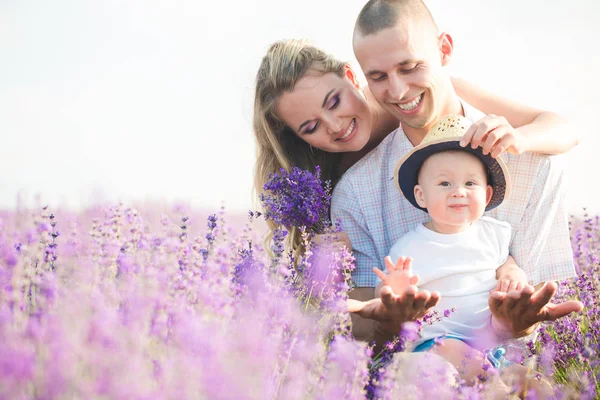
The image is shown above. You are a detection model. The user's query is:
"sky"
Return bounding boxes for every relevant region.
[1,0,599,215]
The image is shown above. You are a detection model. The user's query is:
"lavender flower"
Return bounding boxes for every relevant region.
[44,212,59,270]
[270,226,288,271]
[203,214,218,259]
[0,203,597,399]
[232,241,265,296]
[260,166,332,233]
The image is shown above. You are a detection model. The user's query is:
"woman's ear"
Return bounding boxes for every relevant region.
[414,185,427,208]
[344,64,361,89]
[438,32,454,66]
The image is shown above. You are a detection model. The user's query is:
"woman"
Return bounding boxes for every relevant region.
[253,39,577,253]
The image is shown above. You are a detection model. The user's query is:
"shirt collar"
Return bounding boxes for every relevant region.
[387,126,414,180]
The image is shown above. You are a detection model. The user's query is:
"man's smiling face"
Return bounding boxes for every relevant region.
[353,19,453,134]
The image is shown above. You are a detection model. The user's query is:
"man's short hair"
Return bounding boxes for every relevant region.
[355,0,438,37]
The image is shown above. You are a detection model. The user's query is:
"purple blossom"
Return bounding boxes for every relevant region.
[0,204,596,398]
[199,214,219,261]
[1,246,17,268]
[232,241,265,295]
[259,166,332,232]
[269,226,287,270]
[400,321,420,342]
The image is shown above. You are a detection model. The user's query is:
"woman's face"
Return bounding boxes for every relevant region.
[276,69,373,153]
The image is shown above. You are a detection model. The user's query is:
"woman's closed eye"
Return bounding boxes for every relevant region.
[304,121,320,134]
[303,94,341,134]
[326,94,340,110]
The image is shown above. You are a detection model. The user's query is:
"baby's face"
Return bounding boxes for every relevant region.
[414,151,493,233]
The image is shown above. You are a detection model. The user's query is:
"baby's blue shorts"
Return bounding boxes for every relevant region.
[413,335,512,369]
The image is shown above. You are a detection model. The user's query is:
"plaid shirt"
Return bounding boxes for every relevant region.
[331,101,576,287]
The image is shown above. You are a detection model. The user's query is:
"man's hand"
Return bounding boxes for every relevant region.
[349,285,440,335]
[489,281,584,339]
[460,114,529,158]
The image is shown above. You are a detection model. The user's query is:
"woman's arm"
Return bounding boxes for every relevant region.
[452,77,579,155]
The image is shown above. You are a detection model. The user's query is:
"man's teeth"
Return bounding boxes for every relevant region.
[339,119,355,140]
[398,94,422,111]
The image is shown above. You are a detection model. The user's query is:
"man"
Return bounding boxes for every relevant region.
[335,0,583,348]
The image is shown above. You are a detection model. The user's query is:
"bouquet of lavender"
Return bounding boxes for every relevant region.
[260,166,351,313]
[260,166,332,233]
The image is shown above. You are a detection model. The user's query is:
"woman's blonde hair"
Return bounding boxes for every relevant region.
[253,39,346,257]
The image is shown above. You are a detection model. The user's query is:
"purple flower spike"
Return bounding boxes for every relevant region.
[260,166,331,233]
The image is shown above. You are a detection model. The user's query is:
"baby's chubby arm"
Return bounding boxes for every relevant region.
[494,255,528,293]
[373,256,419,298]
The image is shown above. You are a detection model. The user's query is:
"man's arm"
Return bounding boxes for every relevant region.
[331,177,385,342]
[331,178,381,288]
[509,155,576,284]
[452,77,579,155]
[332,179,439,349]
[489,156,582,338]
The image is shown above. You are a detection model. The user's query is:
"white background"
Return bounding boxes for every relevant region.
[2,0,599,214]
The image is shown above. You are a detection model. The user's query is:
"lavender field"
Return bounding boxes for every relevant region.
[0,202,598,399]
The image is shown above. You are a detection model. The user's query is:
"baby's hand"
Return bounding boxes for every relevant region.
[373,256,419,293]
[494,268,529,293]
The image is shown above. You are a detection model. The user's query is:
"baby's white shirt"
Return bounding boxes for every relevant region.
[388,216,511,349]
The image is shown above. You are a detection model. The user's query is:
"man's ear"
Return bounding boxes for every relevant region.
[485,185,494,206]
[414,185,427,208]
[344,64,361,89]
[438,32,454,66]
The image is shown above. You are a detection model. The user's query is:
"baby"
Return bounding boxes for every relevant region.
[375,115,551,397]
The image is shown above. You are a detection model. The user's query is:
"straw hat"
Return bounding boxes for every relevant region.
[394,114,511,212]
